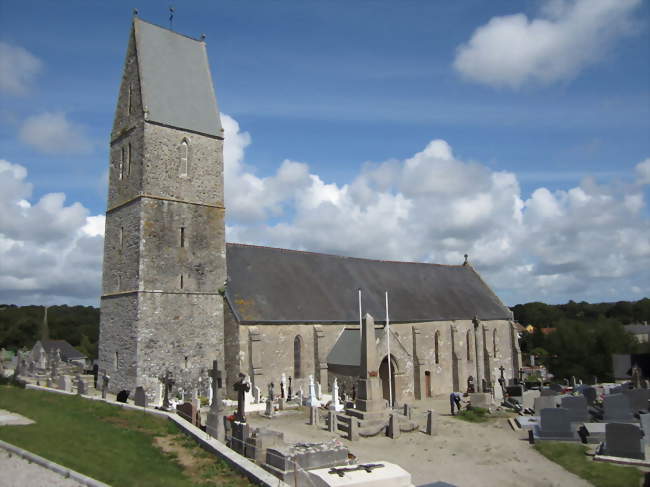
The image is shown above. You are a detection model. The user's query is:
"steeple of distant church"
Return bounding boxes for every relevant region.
[98,18,226,399]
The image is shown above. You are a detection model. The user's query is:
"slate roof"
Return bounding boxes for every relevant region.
[225,243,512,323]
[327,329,361,366]
[134,18,222,136]
[40,340,86,361]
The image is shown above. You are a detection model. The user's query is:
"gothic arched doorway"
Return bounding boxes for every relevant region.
[379,355,397,406]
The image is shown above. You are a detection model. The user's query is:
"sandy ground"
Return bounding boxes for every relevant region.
[0,450,84,487]
[246,396,593,487]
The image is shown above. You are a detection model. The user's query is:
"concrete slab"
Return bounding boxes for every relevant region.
[0,409,34,426]
[307,461,414,487]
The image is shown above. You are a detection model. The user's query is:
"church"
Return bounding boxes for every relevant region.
[98,18,521,404]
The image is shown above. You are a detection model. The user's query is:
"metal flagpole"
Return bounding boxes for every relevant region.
[358,288,362,336]
[386,291,393,409]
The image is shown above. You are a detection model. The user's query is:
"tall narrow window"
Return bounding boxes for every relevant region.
[180,274,184,289]
[466,330,472,361]
[294,335,302,378]
[119,147,125,180]
[119,226,124,250]
[179,139,189,176]
[126,143,132,176]
[493,329,497,358]
[128,83,133,114]
[184,356,189,369]
[117,273,121,290]
[180,227,185,248]
[434,331,440,364]
[114,351,119,370]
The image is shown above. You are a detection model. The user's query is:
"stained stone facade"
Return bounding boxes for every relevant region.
[99,18,521,403]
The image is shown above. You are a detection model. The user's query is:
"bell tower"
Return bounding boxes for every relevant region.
[98,18,226,399]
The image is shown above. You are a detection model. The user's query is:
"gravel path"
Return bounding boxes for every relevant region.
[0,450,84,487]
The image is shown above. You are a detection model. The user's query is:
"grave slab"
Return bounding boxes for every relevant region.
[307,461,414,487]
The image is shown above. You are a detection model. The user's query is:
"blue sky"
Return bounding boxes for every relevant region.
[0,0,648,307]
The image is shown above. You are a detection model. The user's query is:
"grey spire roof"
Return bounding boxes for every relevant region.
[225,243,512,323]
[134,18,222,136]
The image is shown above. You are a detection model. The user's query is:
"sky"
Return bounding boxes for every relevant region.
[0,0,648,307]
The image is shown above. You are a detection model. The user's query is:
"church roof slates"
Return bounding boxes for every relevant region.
[225,243,512,323]
[134,18,222,136]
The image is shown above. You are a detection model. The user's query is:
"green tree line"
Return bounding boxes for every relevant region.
[0,304,99,359]
[514,298,650,382]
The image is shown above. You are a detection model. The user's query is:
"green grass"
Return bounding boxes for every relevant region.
[0,385,252,487]
[535,442,643,487]
[455,407,490,423]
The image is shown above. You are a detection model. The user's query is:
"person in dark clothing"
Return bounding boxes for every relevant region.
[450,391,462,415]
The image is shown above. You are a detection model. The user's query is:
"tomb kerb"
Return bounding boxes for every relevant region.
[347,313,389,424]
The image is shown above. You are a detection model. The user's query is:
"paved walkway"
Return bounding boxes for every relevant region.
[0,409,34,426]
[0,450,84,487]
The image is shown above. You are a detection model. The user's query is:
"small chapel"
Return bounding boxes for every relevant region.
[98,17,521,404]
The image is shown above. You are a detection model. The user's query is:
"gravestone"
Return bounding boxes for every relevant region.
[425,409,438,436]
[348,417,359,441]
[387,412,400,439]
[57,375,72,392]
[76,374,86,395]
[603,394,634,422]
[234,373,251,422]
[253,386,261,404]
[278,397,285,410]
[582,386,597,406]
[177,402,199,426]
[101,373,110,400]
[535,408,574,440]
[469,393,492,409]
[244,427,284,465]
[116,390,130,403]
[505,385,524,400]
[206,360,225,442]
[307,375,320,407]
[134,386,147,407]
[541,389,558,397]
[549,383,564,393]
[604,423,645,459]
[330,378,343,412]
[309,406,320,426]
[641,413,650,435]
[264,440,350,484]
[534,395,558,415]
[623,389,650,412]
[265,398,275,417]
[160,371,174,410]
[561,396,589,423]
[328,410,338,433]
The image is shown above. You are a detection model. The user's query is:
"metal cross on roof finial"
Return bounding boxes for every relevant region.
[169,6,175,30]
[133,8,138,17]
[463,254,468,265]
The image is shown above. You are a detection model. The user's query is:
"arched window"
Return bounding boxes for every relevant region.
[119,147,125,180]
[114,351,119,370]
[179,139,189,176]
[294,335,302,378]
[493,329,497,358]
[434,331,440,364]
[466,330,472,361]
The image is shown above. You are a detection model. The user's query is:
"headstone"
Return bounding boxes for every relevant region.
[604,423,645,459]
[469,393,492,409]
[307,375,320,407]
[316,382,322,400]
[534,395,558,415]
[403,403,412,420]
[278,397,285,410]
[253,385,261,404]
[280,373,286,399]
[265,398,275,417]
[570,376,577,388]
[603,394,634,422]
[631,365,643,389]
[160,371,174,410]
[57,375,72,392]
[206,360,225,442]
[641,413,650,435]
[287,376,293,401]
[506,385,524,399]
[233,373,251,422]
[536,408,574,440]
[348,417,359,441]
[177,402,200,426]
[561,396,589,422]
[134,386,147,407]
[328,410,338,432]
[623,389,650,412]
[76,374,86,395]
[309,406,320,426]
[101,373,110,400]
[330,378,343,412]
[582,386,597,406]
[425,409,437,436]
[244,427,285,465]
[116,390,130,403]
[264,439,350,484]
[387,412,400,439]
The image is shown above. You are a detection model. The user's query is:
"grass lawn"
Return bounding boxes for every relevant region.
[0,385,252,487]
[535,442,644,487]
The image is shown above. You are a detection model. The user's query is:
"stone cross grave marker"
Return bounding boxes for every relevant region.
[307,375,319,407]
[206,360,225,442]
[280,373,286,398]
[287,376,292,401]
[603,394,634,422]
[101,373,110,400]
[560,396,588,423]
[234,373,251,422]
[160,370,174,410]
[604,423,645,459]
[134,386,147,407]
[331,378,343,412]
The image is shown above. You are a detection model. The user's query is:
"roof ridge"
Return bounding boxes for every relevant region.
[225,242,465,268]
[134,17,205,44]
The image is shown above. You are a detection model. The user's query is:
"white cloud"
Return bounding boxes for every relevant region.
[453,0,641,88]
[223,116,650,305]
[19,112,93,155]
[636,158,650,185]
[0,160,103,305]
[0,42,42,95]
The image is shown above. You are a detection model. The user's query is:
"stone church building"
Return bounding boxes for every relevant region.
[99,18,521,404]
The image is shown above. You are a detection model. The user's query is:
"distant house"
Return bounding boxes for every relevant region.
[624,322,650,343]
[540,327,556,336]
[30,340,88,368]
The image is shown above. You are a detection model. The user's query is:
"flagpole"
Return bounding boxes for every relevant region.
[358,288,362,336]
[386,291,393,409]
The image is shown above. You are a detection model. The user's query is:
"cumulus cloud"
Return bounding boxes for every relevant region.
[19,112,93,155]
[0,160,103,305]
[0,42,42,95]
[224,116,650,305]
[453,0,641,88]
[636,158,650,185]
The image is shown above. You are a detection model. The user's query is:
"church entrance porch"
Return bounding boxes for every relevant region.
[379,355,398,407]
